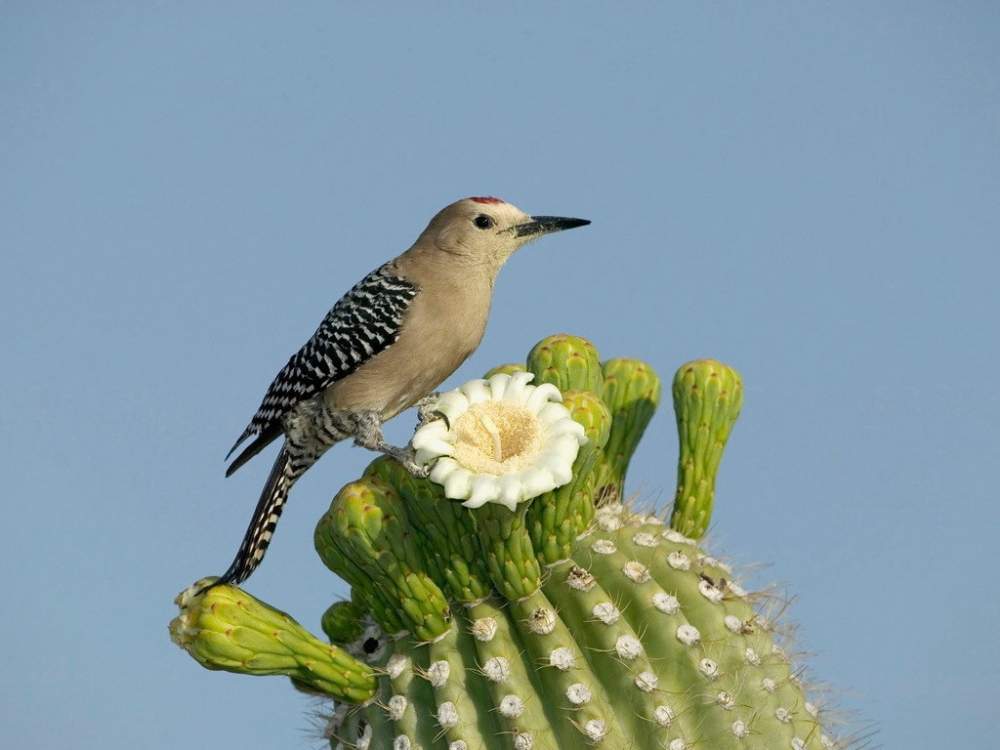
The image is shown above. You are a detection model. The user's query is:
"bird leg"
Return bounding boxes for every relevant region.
[354,411,430,477]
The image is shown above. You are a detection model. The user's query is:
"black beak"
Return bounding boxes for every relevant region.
[514,215,591,238]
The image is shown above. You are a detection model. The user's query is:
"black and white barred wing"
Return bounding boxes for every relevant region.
[225,264,419,474]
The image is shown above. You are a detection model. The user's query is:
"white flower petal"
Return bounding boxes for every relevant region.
[465,475,499,508]
[486,373,512,401]
[429,458,467,495]
[527,383,562,411]
[544,417,586,441]
[512,371,535,387]
[411,422,456,463]
[434,392,471,421]
[429,457,459,482]
[460,379,493,404]
[413,440,455,465]
[535,401,572,424]
[497,474,523,510]
[518,467,558,497]
[443,469,474,501]
[503,371,536,406]
[535,451,574,486]
[546,435,584,461]
[536,402,574,425]
[411,419,450,448]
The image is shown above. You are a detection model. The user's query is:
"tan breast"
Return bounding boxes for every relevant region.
[325,270,493,419]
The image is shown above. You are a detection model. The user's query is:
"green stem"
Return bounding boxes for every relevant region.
[473,502,542,601]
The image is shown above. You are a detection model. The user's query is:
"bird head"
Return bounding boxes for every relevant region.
[417,197,590,272]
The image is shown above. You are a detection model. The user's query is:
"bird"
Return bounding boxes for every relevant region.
[211,196,590,588]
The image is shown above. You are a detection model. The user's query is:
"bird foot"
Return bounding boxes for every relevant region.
[384,444,431,478]
[415,392,447,427]
[401,458,431,479]
[353,411,431,477]
[366,440,430,478]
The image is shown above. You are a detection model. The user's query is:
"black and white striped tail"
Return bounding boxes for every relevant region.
[212,447,297,588]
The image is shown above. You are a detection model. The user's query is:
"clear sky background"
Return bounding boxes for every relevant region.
[2,3,998,748]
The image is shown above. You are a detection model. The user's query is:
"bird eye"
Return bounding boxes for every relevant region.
[473,214,495,230]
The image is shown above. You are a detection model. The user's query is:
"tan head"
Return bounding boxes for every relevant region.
[412,197,590,273]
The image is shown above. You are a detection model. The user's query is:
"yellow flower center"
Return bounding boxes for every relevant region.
[451,401,543,474]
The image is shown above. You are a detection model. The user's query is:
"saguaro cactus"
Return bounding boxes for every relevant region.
[172,334,845,750]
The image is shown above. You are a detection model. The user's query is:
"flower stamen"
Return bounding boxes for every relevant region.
[480,413,503,463]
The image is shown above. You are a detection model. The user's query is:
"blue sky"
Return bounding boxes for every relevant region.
[2,3,998,748]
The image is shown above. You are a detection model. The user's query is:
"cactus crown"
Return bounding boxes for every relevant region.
[171,334,849,750]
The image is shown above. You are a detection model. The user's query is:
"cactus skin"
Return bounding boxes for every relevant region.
[172,336,843,750]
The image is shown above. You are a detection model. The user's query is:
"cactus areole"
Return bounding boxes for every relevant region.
[171,334,846,750]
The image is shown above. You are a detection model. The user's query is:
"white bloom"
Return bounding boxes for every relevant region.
[411,372,586,511]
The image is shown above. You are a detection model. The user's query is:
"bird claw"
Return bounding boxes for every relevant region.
[415,393,447,427]
[402,460,431,479]
[416,408,450,431]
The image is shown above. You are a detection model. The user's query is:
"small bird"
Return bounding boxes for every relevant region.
[213,197,590,587]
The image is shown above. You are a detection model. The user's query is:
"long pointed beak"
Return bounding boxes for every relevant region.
[514,215,591,238]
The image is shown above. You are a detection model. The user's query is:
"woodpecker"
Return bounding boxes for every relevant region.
[212,197,590,588]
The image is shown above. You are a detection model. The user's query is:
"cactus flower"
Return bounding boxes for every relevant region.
[412,371,587,510]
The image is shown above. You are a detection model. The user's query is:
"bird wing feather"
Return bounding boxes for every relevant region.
[225,263,419,471]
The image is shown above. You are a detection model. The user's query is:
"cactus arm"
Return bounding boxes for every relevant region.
[594,358,662,504]
[169,582,377,703]
[367,456,492,604]
[315,476,452,641]
[669,359,743,538]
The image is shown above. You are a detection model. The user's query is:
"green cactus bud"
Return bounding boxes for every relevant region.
[669,359,743,539]
[483,362,526,378]
[526,333,605,397]
[593,357,662,504]
[365,455,492,604]
[315,476,452,641]
[169,580,376,703]
[320,600,367,645]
